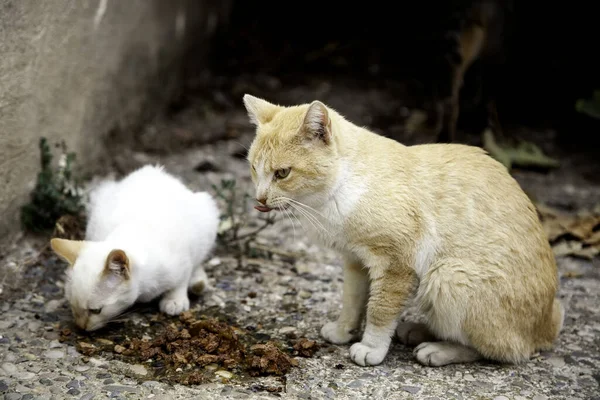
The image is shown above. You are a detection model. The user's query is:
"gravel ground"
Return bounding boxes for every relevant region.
[1,81,600,400]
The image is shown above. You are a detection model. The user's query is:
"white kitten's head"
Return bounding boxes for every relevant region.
[50,238,138,331]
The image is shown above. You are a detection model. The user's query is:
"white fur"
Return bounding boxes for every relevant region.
[65,165,220,331]
[304,160,367,251]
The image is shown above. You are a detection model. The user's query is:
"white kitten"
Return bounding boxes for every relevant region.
[50,165,220,331]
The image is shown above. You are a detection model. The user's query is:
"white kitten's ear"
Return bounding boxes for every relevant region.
[243,94,281,126]
[104,249,131,280]
[301,101,331,144]
[50,238,85,266]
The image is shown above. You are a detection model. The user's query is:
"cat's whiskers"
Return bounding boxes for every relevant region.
[288,202,332,237]
[279,200,297,241]
[107,308,135,324]
[278,197,333,236]
[285,198,327,218]
[271,198,297,231]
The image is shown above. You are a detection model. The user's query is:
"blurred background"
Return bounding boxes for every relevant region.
[1,0,599,245]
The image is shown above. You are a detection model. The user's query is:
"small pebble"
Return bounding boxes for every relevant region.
[401,386,421,394]
[49,340,63,349]
[43,349,65,359]
[546,357,566,368]
[67,388,81,396]
[1,362,18,376]
[215,370,233,380]
[88,358,106,367]
[74,365,90,373]
[44,299,63,313]
[278,327,296,334]
[0,379,8,391]
[533,396,549,400]
[4,393,22,400]
[27,321,41,332]
[208,257,221,266]
[66,380,82,389]
[129,364,147,377]
[463,373,476,382]
[39,378,53,386]
[79,394,95,400]
[494,396,510,400]
[96,373,111,379]
[22,395,34,400]
[113,345,126,354]
[15,372,36,380]
[0,321,16,330]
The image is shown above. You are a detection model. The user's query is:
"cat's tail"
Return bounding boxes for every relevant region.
[552,298,565,335]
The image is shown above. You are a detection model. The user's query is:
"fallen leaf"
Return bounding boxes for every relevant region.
[552,240,599,260]
[483,129,560,170]
[536,203,600,259]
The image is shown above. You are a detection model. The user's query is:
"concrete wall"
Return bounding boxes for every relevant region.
[0,0,231,248]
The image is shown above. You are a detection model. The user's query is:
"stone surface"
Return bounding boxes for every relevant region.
[0,76,599,400]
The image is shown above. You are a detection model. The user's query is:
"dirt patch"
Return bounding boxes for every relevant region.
[59,309,320,385]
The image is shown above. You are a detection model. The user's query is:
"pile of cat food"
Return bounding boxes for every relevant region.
[60,310,320,385]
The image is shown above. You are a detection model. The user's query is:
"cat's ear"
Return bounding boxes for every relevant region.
[104,249,131,280]
[301,101,331,144]
[50,238,86,266]
[243,94,281,126]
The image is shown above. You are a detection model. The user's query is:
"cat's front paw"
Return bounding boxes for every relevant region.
[349,342,388,366]
[321,321,356,344]
[159,295,190,316]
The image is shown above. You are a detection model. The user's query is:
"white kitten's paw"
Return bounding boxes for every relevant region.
[396,322,435,346]
[159,295,190,316]
[189,268,209,296]
[414,341,481,367]
[321,321,356,344]
[349,342,388,366]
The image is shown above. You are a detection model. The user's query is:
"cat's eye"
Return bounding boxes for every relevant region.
[89,308,102,315]
[274,168,291,179]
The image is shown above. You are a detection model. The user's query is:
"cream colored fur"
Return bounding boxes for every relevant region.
[243,94,563,367]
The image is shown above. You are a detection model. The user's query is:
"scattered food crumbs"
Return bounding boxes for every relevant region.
[59,311,318,385]
[293,338,320,357]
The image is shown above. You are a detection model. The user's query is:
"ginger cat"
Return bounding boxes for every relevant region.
[242,94,563,367]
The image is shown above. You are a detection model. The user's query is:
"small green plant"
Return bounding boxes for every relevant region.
[212,178,276,264]
[21,137,85,233]
[575,90,600,120]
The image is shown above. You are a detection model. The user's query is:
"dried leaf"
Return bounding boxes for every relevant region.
[483,129,560,170]
[536,203,600,259]
[552,240,599,260]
